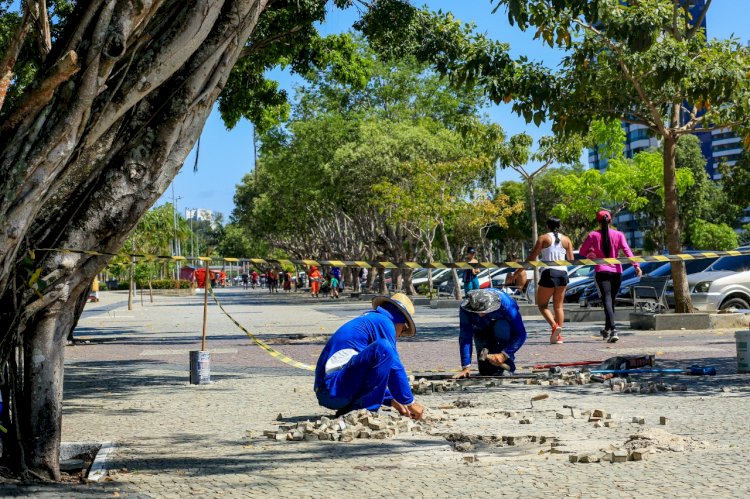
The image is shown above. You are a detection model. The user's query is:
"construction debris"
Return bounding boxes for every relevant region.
[262,409,425,443]
[445,432,555,452]
[569,429,709,464]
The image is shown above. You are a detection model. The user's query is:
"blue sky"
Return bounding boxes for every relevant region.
[160,0,750,221]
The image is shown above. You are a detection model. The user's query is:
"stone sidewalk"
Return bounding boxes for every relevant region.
[2,288,749,497]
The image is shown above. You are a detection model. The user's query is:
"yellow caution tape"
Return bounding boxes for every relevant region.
[207,287,314,371]
[37,247,749,270]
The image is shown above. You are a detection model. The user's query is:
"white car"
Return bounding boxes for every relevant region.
[688,247,750,311]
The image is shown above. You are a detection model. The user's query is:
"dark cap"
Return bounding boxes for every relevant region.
[460,289,501,314]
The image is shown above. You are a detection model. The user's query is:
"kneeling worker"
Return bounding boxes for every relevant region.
[453,289,528,379]
[314,293,424,420]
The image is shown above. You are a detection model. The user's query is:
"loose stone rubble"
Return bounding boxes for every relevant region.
[608,378,688,393]
[261,408,425,443]
[444,432,556,452]
[569,429,709,464]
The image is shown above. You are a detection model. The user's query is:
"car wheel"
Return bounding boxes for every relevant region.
[719,297,750,311]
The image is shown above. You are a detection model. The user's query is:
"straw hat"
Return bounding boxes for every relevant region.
[371,293,417,337]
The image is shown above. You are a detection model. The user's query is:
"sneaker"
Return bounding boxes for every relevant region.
[550,324,563,344]
[607,330,619,343]
[600,328,609,340]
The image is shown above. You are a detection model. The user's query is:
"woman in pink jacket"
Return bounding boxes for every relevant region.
[579,210,641,343]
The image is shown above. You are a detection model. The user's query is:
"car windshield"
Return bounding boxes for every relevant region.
[569,266,595,278]
[707,254,750,272]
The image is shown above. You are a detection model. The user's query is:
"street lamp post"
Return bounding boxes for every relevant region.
[171,185,182,280]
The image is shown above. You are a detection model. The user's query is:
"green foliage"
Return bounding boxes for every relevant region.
[218,2,370,132]
[588,119,626,162]
[485,1,750,141]
[717,153,750,226]
[550,150,694,244]
[232,40,503,261]
[689,220,739,251]
[218,224,258,258]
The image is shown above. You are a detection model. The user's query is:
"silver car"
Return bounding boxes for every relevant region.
[688,248,750,311]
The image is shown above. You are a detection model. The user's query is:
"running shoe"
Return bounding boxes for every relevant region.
[550,324,563,344]
[607,330,619,343]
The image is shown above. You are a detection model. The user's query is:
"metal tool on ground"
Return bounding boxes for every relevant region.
[532,361,603,369]
[530,394,549,409]
[413,373,542,381]
[591,366,716,376]
[597,355,655,371]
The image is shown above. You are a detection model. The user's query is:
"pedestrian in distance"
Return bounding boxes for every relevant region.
[329,271,340,299]
[579,209,641,343]
[503,267,528,296]
[452,289,528,379]
[308,265,322,298]
[528,217,575,344]
[283,271,292,292]
[462,247,480,295]
[314,293,424,420]
[241,271,249,290]
[251,269,259,289]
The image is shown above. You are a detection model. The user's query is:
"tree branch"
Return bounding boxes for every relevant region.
[240,24,305,58]
[573,19,667,136]
[686,0,711,40]
[0,51,80,134]
[0,3,33,112]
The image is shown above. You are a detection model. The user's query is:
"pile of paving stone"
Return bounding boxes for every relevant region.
[608,378,688,393]
[263,409,425,442]
[569,429,707,463]
[410,378,461,394]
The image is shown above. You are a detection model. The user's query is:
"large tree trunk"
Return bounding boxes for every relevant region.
[20,292,80,481]
[663,131,693,313]
[0,0,272,479]
[403,268,416,295]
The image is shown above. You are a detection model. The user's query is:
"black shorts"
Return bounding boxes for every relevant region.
[538,269,569,288]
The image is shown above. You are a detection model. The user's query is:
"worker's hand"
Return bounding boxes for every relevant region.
[407,402,425,421]
[391,399,411,417]
[635,266,642,277]
[452,367,471,379]
[487,352,509,367]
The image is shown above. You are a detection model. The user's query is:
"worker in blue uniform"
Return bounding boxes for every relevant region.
[453,288,528,378]
[314,293,424,420]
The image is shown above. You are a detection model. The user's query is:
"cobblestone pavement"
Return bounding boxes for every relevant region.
[2,288,749,498]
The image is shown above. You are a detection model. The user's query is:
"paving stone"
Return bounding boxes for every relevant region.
[660,416,669,425]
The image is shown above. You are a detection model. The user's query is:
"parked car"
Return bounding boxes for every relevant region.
[688,247,750,311]
[581,256,722,308]
[412,268,451,288]
[567,265,597,285]
[578,262,661,307]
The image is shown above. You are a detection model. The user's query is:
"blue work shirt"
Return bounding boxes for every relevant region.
[314,307,414,404]
[458,289,527,369]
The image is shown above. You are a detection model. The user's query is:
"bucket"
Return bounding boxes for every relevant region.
[189,350,211,384]
[736,330,750,374]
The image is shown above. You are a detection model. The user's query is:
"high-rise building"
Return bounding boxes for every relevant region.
[185,208,214,224]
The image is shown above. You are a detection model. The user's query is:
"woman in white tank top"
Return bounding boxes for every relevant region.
[528,217,574,344]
